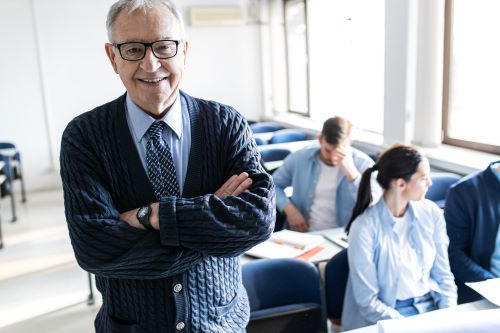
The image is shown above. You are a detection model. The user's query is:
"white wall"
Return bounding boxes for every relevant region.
[0,0,264,191]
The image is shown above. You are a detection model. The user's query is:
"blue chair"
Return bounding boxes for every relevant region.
[254,137,267,146]
[0,142,26,203]
[367,152,379,162]
[269,129,307,144]
[250,122,282,134]
[259,148,292,163]
[425,172,462,208]
[242,258,325,333]
[324,248,348,326]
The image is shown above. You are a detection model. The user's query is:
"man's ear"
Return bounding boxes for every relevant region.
[182,40,189,66]
[105,43,119,74]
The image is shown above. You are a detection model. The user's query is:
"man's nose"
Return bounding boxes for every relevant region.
[140,47,161,72]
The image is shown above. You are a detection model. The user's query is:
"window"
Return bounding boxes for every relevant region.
[284,0,385,133]
[284,0,310,115]
[443,0,500,154]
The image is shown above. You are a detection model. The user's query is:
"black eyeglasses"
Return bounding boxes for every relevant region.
[113,39,181,61]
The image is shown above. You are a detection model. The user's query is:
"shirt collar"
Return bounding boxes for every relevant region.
[126,93,183,143]
[376,197,417,227]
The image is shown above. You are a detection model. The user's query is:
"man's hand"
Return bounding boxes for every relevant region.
[215,172,253,198]
[119,173,252,231]
[336,146,360,182]
[284,203,309,232]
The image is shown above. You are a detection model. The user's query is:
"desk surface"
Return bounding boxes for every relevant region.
[344,299,498,333]
[241,227,345,265]
[258,139,316,153]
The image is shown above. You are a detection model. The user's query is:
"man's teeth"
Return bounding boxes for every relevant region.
[142,78,164,83]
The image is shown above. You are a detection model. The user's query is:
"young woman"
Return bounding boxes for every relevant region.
[341,144,457,330]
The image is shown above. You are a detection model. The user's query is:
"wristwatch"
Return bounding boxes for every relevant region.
[137,205,153,230]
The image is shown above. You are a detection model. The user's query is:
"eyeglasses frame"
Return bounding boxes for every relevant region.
[112,39,182,61]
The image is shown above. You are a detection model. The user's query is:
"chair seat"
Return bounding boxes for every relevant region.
[251,303,321,320]
[248,304,323,333]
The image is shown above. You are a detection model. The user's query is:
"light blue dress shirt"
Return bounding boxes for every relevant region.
[125,93,191,194]
[490,163,500,277]
[342,198,457,330]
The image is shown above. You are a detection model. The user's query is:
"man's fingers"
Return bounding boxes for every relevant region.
[223,172,249,195]
[232,178,253,196]
[215,172,251,198]
[215,174,237,197]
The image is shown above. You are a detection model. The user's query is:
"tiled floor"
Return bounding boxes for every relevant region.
[0,189,101,331]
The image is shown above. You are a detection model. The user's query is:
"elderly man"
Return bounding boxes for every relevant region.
[273,116,375,232]
[59,1,275,332]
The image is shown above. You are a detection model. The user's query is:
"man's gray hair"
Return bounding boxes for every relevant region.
[106,0,185,42]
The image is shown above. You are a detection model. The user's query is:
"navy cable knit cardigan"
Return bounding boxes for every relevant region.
[60,91,275,332]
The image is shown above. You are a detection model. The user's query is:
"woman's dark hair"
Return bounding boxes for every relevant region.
[345,144,423,234]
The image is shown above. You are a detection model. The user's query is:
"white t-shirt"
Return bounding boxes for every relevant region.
[308,157,341,231]
[393,212,430,300]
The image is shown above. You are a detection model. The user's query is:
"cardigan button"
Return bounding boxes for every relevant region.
[173,283,183,293]
[176,322,185,331]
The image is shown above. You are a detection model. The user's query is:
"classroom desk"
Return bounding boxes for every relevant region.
[344,299,498,333]
[257,139,316,153]
[241,227,346,265]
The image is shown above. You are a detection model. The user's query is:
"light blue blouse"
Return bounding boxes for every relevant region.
[342,198,457,330]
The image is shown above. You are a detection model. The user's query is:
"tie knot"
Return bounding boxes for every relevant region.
[147,121,165,141]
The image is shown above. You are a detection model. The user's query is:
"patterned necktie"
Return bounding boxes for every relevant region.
[146,121,180,198]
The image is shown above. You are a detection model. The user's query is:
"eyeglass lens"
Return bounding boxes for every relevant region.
[120,40,178,60]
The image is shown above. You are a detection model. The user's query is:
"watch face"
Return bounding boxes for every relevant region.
[137,206,150,219]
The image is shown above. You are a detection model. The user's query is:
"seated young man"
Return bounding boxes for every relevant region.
[273,116,375,232]
[445,160,500,303]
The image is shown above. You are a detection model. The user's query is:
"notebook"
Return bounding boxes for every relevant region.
[323,233,349,249]
[245,230,325,259]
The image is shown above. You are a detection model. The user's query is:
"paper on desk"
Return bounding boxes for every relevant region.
[465,278,500,306]
[378,308,500,333]
[244,240,303,259]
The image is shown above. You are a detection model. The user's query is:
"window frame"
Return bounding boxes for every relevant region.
[442,0,500,155]
[283,0,311,117]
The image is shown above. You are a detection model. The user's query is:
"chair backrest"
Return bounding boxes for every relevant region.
[0,142,15,150]
[242,258,324,333]
[254,137,267,146]
[259,148,292,163]
[367,152,379,162]
[324,248,349,323]
[425,172,462,208]
[269,129,307,144]
[250,122,283,134]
